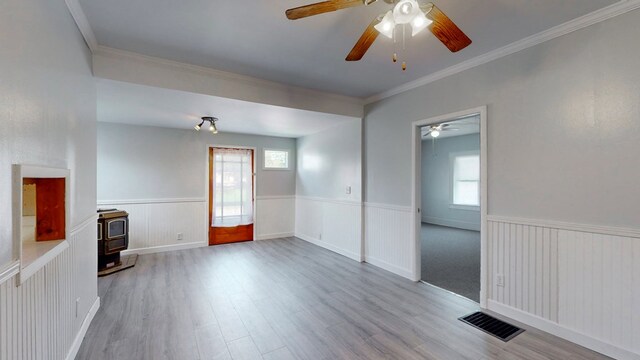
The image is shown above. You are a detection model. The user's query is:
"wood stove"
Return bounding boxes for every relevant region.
[97,209,129,271]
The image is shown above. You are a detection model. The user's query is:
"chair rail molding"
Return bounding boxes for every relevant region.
[487,215,640,239]
[0,261,20,285]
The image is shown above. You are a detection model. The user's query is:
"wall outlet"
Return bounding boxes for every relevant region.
[177,233,183,241]
[75,297,80,318]
[345,186,351,195]
[496,274,505,287]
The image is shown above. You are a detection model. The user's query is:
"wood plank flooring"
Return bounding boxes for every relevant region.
[76,237,610,360]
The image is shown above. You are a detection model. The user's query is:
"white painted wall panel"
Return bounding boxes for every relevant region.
[487,216,640,359]
[0,0,98,357]
[255,196,295,240]
[487,220,559,322]
[98,200,207,252]
[295,197,362,262]
[99,198,295,252]
[363,203,413,279]
[0,219,98,360]
[558,230,640,355]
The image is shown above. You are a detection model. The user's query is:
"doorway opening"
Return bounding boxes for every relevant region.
[208,147,255,245]
[411,107,487,306]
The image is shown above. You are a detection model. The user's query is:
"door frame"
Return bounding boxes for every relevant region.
[410,106,488,308]
[205,144,258,244]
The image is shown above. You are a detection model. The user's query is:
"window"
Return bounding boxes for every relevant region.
[264,149,289,169]
[452,153,480,207]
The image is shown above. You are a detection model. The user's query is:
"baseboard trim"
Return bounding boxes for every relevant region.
[256,232,294,241]
[121,242,207,256]
[364,255,414,280]
[296,233,363,262]
[487,300,639,360]
[422,216,480,232]
[66,296,100,360]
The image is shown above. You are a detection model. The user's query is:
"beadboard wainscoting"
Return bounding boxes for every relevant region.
[98,197,296,252]
[487,216,640,360]
[295,196,363,262]
[363,203,414,280]
[255,196,295,240]
[0,215,100,360]
[98,199,208,255]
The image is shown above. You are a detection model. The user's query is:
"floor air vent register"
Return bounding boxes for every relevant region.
[459,312,524,342]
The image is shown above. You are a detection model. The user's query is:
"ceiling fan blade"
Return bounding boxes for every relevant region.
[443,128,460,131]
[346,18,380,61]
[424,3,472,53]
[286,0,364,20]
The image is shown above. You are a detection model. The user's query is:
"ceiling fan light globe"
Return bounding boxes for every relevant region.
[400,2,412,15]
[392,0,420,24]
[411,12,431,36]
[431,130,440,138]
[194,124,201,131]
[374,11,395,39]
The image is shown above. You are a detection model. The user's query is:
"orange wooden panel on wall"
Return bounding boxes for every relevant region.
[27,178,66,241]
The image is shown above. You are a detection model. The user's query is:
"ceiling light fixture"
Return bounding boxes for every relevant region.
[386,0,433,36]
[286,1,472,65]
[195,116,219,135]
[372,0,434,70]
[374,11,395,39]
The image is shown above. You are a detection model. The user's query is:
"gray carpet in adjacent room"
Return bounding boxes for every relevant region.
[421,223,480,302]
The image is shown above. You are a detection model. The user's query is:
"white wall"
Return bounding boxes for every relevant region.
[0,0,98,359]
[296,120,362,201]
[295,120,363,261]
[363,8,640,360]
[97,122,296,199]
[422,134,481,231]
[97,122,297,250]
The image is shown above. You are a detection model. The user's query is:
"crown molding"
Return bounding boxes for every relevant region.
[64,0,640,107]
[65,0,98,52]
[94,46,365,107]
[365,0,640,104]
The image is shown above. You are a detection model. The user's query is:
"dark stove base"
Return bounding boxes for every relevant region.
[98,254,138,277]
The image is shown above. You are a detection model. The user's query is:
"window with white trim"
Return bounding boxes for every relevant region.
[452,153,480,207]
[263,149,289,169]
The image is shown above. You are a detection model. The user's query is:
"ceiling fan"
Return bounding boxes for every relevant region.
[285,0,471,65]
[421,123,459,138]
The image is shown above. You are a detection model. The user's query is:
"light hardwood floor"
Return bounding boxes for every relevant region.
[76,237,610,360]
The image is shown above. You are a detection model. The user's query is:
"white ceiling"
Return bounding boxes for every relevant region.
[79,0,616,98]
[97,79,359,138]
